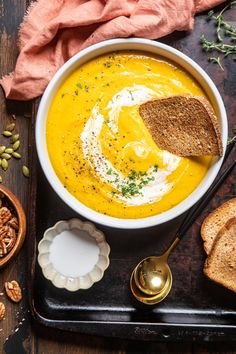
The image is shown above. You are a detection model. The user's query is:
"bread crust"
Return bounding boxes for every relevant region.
[194,96,223,156]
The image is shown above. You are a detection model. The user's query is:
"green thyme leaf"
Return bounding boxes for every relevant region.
[76,82,83,89]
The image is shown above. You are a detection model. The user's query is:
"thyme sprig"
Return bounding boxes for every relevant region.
[227,124,236,145]
[208,56,224,70]
[200,1,236,69]
[227,135,236,145]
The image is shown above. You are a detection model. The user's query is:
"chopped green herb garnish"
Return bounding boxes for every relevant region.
[128,170,138,180]
[138,180,149,188]
[109,166,158,198]
[85,85,90,92]
[104,61,112,68]
[121,183,140,197]
[139,171,147,177]
[76,82,83,89]
[114,167,157,198]
[154,164,158,172]
[128,90,134,101]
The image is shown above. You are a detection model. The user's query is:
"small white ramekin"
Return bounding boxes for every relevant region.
[38,219,110,291]
[36,38,228,229]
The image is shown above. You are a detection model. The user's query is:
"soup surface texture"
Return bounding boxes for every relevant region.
[46,51,212,218]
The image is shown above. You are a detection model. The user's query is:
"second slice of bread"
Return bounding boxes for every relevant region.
[201,198,236,255]
[139,95,222,156]
[204,217,236,293]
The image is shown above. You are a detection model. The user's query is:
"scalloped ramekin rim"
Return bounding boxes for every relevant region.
[38,218,110,291]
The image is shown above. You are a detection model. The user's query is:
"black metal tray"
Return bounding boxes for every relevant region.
[28,152,236,341]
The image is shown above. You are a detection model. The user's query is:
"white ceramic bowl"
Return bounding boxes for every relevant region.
[36,38,228,229]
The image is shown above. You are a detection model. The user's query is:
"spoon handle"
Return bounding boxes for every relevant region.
[163,236,180,259]
[177,143,236,239]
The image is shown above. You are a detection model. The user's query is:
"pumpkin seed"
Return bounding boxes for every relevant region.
[2,159,8,171]
[22,165,29,177]
[0,176,2,183]
[5,123,15,132]
[0,146,6,155]
[3,131,12,137]
[12,152,21,159]
[12,140,20,151]
[10,134,19,143]
[1,153,11,160]
[4,148,13,154]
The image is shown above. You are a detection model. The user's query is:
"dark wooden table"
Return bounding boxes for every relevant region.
[0,0,236,353]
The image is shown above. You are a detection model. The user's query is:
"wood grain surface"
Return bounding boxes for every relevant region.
[0,0,236,353]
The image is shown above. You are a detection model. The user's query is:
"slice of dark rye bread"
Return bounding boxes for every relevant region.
[201,198,236,255]
[139,95,223,157]
[204,217,236,293]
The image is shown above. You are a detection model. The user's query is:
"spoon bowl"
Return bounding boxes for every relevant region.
[130,269,172,305]
[134,255,171,295]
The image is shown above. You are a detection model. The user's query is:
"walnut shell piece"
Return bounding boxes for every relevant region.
[5,280,22,303]
[8,217,19,230]
[0,302,5,320]
[0,226,16,257]
[0,207,12,227]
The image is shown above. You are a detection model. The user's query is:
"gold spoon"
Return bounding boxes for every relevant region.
[130,150,236,305]
[133,237,179,296]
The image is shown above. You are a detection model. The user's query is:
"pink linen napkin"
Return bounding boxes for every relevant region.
[0,0,224,101]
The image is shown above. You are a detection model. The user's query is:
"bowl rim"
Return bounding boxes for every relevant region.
[0,185,26,267]
[36,38,228,229]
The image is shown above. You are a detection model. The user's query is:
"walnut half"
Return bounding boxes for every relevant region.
[5,280,22,303]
